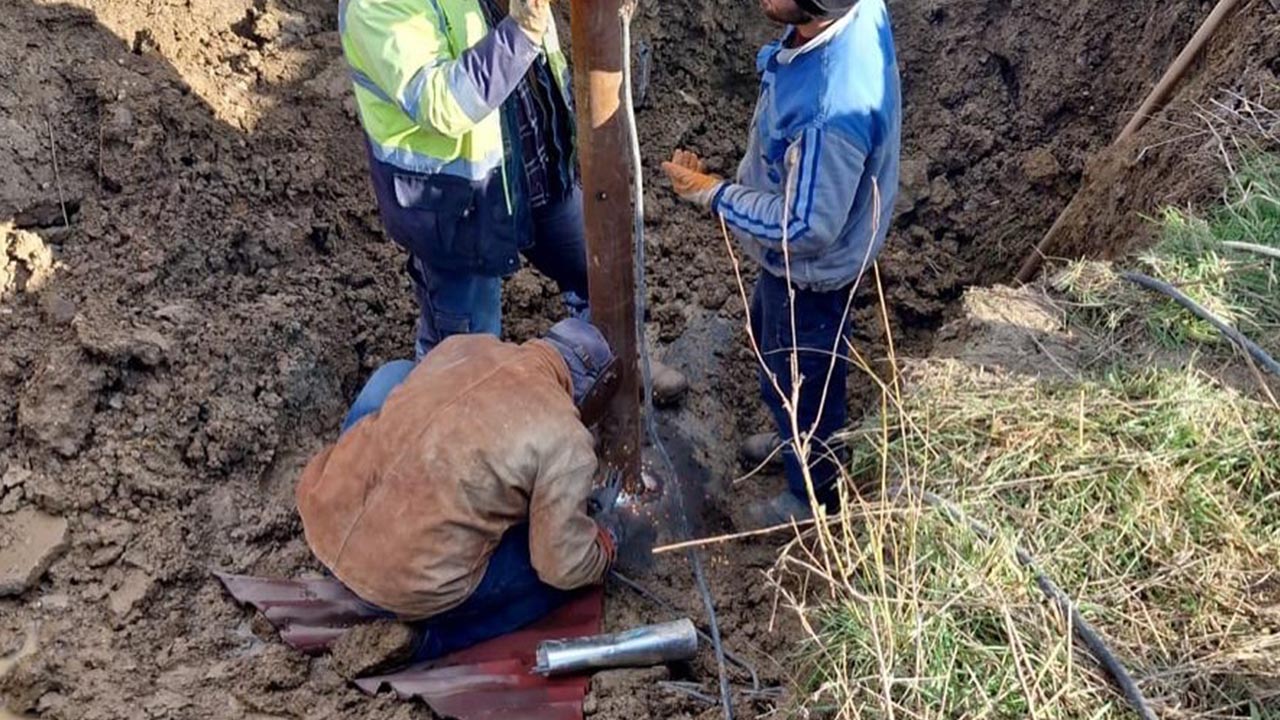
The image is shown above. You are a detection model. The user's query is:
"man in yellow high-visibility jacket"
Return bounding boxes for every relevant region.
[340,0,687,400]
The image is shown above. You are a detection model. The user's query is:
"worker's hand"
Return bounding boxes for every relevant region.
[662,150,723,208]
[509,0,553,42]
[587,486,614,517]
[595,513,626,566]
[669,148,706,173]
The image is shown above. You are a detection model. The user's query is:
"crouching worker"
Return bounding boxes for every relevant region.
[295,318,625,662]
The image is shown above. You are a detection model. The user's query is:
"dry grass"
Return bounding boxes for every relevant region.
[781,363,1280,719]
[745,104,1280,720]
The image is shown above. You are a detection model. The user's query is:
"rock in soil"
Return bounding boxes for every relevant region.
[589,666,671,695]
[107,568,154,620]
[329,620,418,679]
[16,347,108,458]
[0,509,69,596]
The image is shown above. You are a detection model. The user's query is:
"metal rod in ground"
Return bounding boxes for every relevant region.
[1222,240,1280,261]
[618,5,734,718]
[45,116,70,228]
[1120,270,1280,375]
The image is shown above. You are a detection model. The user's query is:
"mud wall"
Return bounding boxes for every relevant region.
[3,0,1275,717]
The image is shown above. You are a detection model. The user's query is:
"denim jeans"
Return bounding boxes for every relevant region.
[339,361,575,661]
[750,271,853,507]
[410,187,590,358]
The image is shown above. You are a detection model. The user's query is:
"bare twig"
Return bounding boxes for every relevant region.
[45,116,70,228]
[1221,240,1280,261]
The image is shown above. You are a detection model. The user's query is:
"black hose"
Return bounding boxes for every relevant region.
[917,489,1159,720]
[618,5,735,719]
[1121,270,1280,375]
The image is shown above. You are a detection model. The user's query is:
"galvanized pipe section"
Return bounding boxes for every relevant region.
[534,619,699,676]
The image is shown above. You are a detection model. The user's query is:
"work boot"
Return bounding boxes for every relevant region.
[745,491,813,529]
[740,431,784,470]
[649,358,688,407]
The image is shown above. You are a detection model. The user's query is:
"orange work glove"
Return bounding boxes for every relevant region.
[661,149,724,208]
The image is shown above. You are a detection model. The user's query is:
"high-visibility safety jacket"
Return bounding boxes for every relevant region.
[340,0,575,276]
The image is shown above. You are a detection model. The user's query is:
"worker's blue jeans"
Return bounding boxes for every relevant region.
[750,272,853,508]
[410,188,590,358]
[340,361,575,661]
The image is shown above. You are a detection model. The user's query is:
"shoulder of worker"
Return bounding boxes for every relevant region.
[759,2,898,152]
[425,334,568,386]
[771,4,897,112]
[422,335,586,426]
[342,0,450,38]
[344,0,437,18]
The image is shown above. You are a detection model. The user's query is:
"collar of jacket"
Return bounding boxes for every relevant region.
[777,2,859,65]
[527,339,575,398]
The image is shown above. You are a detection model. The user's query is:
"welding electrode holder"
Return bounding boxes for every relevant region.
[533,619,699,676]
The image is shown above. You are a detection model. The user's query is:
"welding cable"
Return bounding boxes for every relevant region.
[610,570,763,693]
[1120,271,1280,375]
[618,4,735,719]
[913,489,1159,720]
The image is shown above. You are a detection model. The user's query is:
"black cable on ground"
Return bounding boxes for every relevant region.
[915,489,1159,720]
[1121,270,1280,375]
[610,570,763,693]
[618,5,735,719]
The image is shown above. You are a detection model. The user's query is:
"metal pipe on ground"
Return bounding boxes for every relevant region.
[1015,0,1246,284]
[534,619,699,676]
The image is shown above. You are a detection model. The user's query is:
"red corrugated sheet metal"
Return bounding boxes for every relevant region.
[217,573,603,720]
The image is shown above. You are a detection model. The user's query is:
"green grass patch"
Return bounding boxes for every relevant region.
[775,137,1280,720]
[1057,155,1280,353]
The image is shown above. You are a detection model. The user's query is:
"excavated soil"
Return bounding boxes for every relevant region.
[2,0,1277,717]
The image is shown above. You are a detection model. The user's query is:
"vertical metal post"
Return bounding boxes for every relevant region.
[568,0,642,479]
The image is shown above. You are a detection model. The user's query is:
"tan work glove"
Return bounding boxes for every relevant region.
[509,0,553,42]
[661,149,724,208]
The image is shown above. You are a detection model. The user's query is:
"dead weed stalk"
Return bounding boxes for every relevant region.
[716,130,1280,717]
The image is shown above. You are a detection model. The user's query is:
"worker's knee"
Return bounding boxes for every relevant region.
[341,360,416,433]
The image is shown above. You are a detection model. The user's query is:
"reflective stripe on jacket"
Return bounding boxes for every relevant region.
[340,0,575,275]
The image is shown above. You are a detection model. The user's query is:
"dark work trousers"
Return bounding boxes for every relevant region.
[410,187,590,358]
[749,271,854,508]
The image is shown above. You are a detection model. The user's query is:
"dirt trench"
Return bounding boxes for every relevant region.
[1,0,1277,718]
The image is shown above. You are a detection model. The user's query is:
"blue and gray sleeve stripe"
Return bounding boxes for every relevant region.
[441,17,541,122]
[713,127,867,255]
[353,16,540,127]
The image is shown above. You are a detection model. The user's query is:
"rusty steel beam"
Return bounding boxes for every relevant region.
[568,0,642,481]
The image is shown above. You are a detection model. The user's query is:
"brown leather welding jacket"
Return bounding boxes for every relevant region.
[295,335,609,620]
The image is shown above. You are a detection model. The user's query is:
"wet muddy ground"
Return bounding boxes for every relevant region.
[2,0,1277,717]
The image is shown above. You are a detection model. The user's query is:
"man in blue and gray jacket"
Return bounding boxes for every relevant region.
[663,0,900,524]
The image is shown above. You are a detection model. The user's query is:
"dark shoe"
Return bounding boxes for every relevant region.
[739,431,784,470]
[746,492,814,529]
[650,358,689,407]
